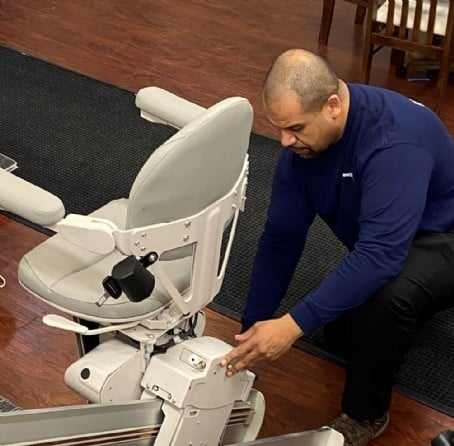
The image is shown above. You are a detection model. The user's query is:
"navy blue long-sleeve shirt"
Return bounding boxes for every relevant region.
[242,84,454,334]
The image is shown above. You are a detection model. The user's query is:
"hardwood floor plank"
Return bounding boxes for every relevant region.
[0,317,84,408]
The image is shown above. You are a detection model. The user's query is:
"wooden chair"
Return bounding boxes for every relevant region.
[361,0,454,114]
[319,0,369,45]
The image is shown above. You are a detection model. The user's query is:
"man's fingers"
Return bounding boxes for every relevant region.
[225,358,248,376]
[222,346,256,375]
[223,356,244,376]
[221,326,261,374]
[234,327,254,342]
[221,346,242,367]
[225,348,261,376]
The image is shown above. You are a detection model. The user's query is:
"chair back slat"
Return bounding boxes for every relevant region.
[386,0,396,34]
[412,0,424,41]
[425,0,438,42]
[398,0,410,37]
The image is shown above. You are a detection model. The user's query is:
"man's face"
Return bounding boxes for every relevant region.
[264,90,340,158]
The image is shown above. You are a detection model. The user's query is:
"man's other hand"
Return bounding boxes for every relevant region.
[220,314,303,376]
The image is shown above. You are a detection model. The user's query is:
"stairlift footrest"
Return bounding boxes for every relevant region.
[65,338,143,403]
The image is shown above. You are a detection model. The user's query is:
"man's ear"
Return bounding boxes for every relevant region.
[326,94,342,119]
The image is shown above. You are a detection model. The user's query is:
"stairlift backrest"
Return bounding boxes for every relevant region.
[126,96,253,235]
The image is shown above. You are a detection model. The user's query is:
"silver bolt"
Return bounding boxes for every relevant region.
[141,232,147,238]
[134,241,140,246]
[195,360,206,370]
[183,235,190,242]
[184,221,191,228]
[140,247,146,252]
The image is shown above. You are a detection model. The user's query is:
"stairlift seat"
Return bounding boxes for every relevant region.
[0,87,346,446]
[18,93,253,323]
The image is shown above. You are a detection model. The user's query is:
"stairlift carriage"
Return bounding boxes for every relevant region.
[0,87,344,446]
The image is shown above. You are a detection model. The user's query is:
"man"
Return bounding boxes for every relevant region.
[221,49,454,446]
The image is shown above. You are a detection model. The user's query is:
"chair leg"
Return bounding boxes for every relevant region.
[361,43,374,83]
[319,0,336,45]
[354,5,367,25]
[433,60,450,116]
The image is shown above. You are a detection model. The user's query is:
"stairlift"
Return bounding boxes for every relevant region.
[0,87,344,446]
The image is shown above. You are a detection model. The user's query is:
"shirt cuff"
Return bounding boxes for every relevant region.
[289,299,323,334]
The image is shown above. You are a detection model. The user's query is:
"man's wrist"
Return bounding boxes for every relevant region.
[281,313,304,340]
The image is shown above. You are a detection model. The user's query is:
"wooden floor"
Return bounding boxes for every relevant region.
[0,1,453,444]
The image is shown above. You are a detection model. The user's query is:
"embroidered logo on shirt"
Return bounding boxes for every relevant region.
[342,172,354,180]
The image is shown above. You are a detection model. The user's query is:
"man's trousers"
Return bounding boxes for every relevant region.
[324,232,454,421]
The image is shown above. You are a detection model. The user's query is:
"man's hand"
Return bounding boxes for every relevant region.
[220,314,303,376]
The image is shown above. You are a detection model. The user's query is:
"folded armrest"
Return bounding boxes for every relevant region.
[0,169,65,226]
[58,214,117,254]
[135,87,206,129]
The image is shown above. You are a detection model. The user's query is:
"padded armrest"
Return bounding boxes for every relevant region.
[0,169,65,226]
[135,87,206,129]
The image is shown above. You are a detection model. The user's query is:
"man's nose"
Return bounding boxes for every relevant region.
[280,130,296,147]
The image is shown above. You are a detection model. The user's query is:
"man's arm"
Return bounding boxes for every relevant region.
[241,152,315,331]
[221,153,313,376]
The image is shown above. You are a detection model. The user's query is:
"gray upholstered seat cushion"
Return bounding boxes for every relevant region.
[19,199,192,323]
